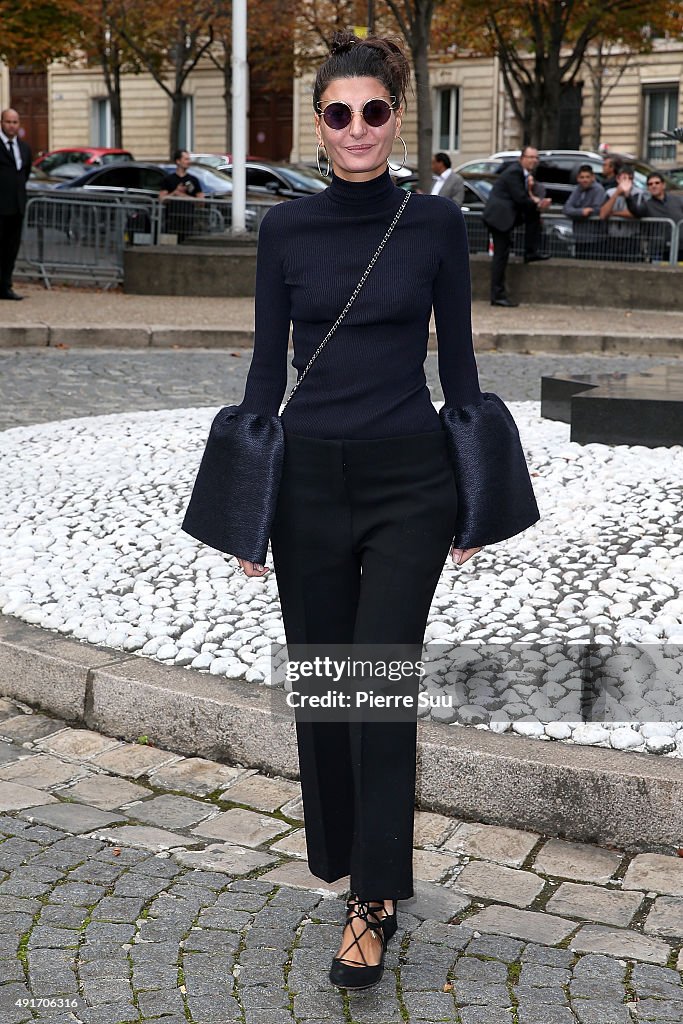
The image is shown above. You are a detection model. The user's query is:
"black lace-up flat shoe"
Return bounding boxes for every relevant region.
[329,898,391,990]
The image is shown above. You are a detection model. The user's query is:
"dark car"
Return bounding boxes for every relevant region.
[210,160,329,199]
[398,173,493,207]
[27,166,63,191]
[398,173,573,256]
[46,161,265,238]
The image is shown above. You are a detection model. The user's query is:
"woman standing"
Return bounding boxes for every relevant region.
[183,32,539,990]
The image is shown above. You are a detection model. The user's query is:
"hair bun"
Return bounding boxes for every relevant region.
[329,30,357,56]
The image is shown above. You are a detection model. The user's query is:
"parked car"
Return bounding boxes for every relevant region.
[40,161,263,239]
[665,166,683,188]
[398,172,574,256]
[33,147,134,179]
[398,173,494,207]
[27,166,63,191]
[204,160,330,199]
[454,158,505,175]
[489,149,682,200]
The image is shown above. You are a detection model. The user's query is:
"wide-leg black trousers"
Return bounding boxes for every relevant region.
[270,428,457,899]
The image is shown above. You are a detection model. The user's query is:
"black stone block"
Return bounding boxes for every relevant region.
[541,365,683,447]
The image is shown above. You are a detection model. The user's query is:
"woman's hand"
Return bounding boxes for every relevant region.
[236,558,269,578]
[451,546,483,566]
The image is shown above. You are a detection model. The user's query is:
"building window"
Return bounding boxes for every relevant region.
[643,86,679,163]
[434,87,460,153]
[92,97,113,148]
[178,96,194,151]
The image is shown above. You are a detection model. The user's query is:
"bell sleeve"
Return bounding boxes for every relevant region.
[181,206,291,562]
[432,198,540,549]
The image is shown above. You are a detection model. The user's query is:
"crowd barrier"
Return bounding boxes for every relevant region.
[18,192,275,287]
[463,212,681,266]
[17,193,682,287]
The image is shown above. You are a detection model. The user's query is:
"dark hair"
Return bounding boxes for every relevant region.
[313,30,411,112]
[577,164,594,175]
[647,173,664,184]
[433,152,451,169]
[604,154,623,174]
[618,164,635,178]
[173,148,188,163]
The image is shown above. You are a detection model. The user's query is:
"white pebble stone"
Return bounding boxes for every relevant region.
[141,636,169,656]
[545,722,573,740]
[610,727,643,751]
[156,643,178,661]
[191,652,213,670]
[645,735,676,754]
[512,720,546,738]
[572,724,610,745]
[174,649,197,666]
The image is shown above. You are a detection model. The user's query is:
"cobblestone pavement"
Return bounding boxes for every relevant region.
[0,347,678,430]
[2,696,683,1023]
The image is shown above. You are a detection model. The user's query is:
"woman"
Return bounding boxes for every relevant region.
[183,32,539,990]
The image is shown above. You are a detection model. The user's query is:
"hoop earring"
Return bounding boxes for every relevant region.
[387,136,408,173]
[316,142,331,177]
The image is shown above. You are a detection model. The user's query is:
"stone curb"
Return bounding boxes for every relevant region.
[0,324,680,355]
[3,612,683,850]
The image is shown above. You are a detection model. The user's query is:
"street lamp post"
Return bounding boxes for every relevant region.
[232,0,247,234]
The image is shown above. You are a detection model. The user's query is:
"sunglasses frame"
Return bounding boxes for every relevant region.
[316,96,397,131]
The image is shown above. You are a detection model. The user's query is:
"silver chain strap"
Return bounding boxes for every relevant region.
[281,190,411,412]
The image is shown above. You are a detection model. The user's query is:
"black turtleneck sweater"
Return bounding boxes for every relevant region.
[238,169,482,439]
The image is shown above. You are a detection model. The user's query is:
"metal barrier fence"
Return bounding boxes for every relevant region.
[153,195,275,240]
[18,192,277,287]
[18,193,682,287]
[463,211,681,266]
[19,192,159,287]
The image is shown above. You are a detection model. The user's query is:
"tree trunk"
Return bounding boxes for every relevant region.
[412,34,432,192]
[539,50,562,148]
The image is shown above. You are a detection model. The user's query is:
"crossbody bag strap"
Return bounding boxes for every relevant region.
[281,189,411,412]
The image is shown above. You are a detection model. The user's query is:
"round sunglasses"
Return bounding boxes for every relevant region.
[317,97,396,131]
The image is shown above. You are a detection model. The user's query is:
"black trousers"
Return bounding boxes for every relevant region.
[489,212,542,301]
[0,213,25,294]
[270,429,457,899]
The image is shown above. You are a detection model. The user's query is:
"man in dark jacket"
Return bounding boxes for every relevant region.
[483,146,552,307]
[0,109,32,300]
[626,172,683,261]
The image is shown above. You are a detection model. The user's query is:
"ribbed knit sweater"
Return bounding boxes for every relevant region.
[238,168,483,439]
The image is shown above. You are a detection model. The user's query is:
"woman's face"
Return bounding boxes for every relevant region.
[315,76,402,182]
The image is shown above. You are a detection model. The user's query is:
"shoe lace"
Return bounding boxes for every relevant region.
[335,898,386,967]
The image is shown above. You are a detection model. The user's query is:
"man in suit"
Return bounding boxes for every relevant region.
[483,146,552,307]
[0,109,32,300]
[430,152,465,205]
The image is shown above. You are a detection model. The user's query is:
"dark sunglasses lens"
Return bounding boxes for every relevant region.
[323,103,351,130]
[363,100,392,127]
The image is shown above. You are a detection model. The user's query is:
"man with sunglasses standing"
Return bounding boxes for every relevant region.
[625,172,683,261]
[483,145,552,307]
[0,109,32,301]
